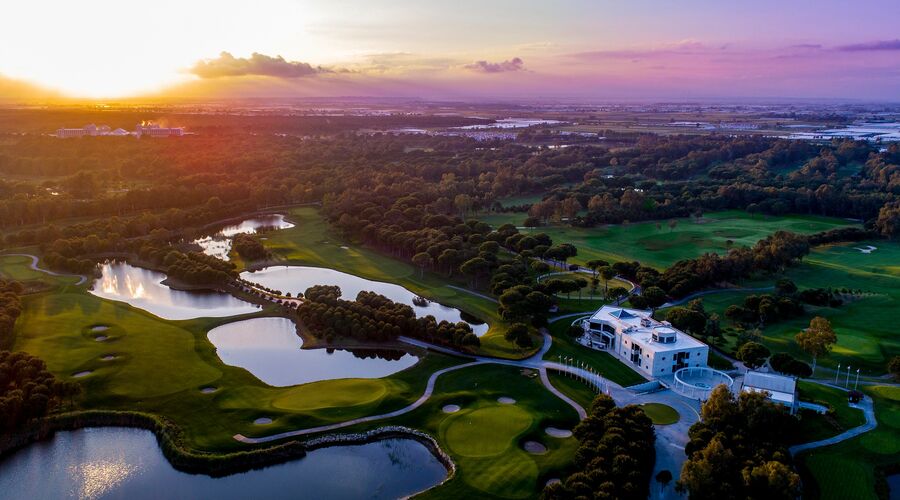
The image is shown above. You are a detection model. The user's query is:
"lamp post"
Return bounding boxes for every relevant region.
[835,363,840,384]
[846,365,851,388]
[854,369,860,390]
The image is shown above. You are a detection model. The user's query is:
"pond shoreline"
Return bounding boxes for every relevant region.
[0,410,455,488]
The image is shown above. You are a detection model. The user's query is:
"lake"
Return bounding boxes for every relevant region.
[194,214,294,261]
[0,427,447,499]
[241,266,488,335]
[89,262,260,320]
[207,317,420,386]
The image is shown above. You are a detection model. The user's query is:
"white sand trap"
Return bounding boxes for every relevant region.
[94,335,108,342]
[91,325,109,332]
[523,441,547,454]
[854,245,877,254]
[200,387,218,394]
[340,246,350,250]
[254,417,273,425]
[498,397,516,404]
[545,427,573,438]
[100,355,116,361]
[546,479,561,486]
[72,371,92,378]
[442,404,461,413]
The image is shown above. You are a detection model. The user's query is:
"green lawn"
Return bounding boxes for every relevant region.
[262,207,538,359]
[639,403,680,425]
[546,371,600,410]
[687,241,900,374]
[798,385,900,500]
[478,210,857,269]
[0,254,81,288]
[544,318,647,387]
[795,382,867,443]
[373,364,582,499]
[12,285,462,452]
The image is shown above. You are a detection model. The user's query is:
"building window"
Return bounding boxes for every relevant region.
[662,357,666,360]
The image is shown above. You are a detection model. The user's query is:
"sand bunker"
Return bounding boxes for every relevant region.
[545,427,573,438]
[545,479,561,486]
[72,371,92,378]
[497,397,516,404]
[254,417,273,425]
[854,245,877,254]
[200,387,218,394]
[94,335,108,342]
[340,246,350,250]
[100,355,116,361]
[91,325,109,332]
[523,441,547,454]
[442,404,461,413]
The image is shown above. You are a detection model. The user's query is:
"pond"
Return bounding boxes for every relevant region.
[0,427,447,500]
[207,317,420,386]
[194,214,294,261]
[89,262,260,320]
[241,266,489,336]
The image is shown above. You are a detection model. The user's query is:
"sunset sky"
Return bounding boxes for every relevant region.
[2,0,900,101]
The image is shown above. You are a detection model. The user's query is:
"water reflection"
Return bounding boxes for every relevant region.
[0,427,447,499]
[194,214,294,261]
[89,262,260,320]
[241,266,489,336]
[207,317,419,386]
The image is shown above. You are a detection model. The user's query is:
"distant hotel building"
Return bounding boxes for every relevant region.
[135,123,184,138]
[56,123,183,138]
[581,306,709,379]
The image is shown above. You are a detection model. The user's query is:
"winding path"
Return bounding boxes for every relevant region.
[660,286,775,308]
[789,394,877,455]
[0,253,88,285]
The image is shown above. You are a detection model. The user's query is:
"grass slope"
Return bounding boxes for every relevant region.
[478,210,856,269]
[545,318,647,387]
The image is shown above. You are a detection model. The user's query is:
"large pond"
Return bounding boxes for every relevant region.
[194,214,294,261]
[89,262,260,320]
[0,427,447,499]
[241,266,489,336]
[207,317,419,386]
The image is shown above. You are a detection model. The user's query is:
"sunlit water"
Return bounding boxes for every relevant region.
[194,214,294,261]
[89,262,260,320]
[0,427,447,499]
[241,266,489,335]
[207,317,419,386]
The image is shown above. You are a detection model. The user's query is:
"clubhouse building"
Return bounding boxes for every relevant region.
[581,306,709,379]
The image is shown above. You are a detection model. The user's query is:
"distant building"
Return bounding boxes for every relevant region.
[581,306,709,379]
[135,123,184,138]
[56,123,98,138]
[741,371,798,414]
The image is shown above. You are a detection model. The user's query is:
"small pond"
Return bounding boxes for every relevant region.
[207,317,419,386]
[241,266,489,335]
[89,262,260,320]
[194,214,294,261]
[0,427,447,499]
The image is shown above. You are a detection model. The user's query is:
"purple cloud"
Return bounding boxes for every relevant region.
[464,57,525,73]
[192,52,328,78]
[836,39,900,52]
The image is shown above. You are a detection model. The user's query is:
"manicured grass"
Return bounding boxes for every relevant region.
[639,403,680,425]
[547,371,600,411]
[544,318,648,387]
[795,381,867,443]
[372,364,582,499]
[13,287,462,452]
[798,385,900,500]
[693,241,900,374]
[478,210,857,269]
[0,254,80,288]
[262,207,537,359]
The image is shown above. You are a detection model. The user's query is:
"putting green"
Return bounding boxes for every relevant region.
[444,405,533,457]
[272,379,389,411]
[639,403,680,425]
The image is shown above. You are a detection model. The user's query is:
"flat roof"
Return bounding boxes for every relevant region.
[743,371,797,395]
[588,306,707,352]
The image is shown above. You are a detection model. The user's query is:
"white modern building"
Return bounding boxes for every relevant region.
[135,123,184,137]
[741,371,798,414]
[581,306,709,379]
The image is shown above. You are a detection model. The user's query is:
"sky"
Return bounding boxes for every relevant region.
[2,0,900,101]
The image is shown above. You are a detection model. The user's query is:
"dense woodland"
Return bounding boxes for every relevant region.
[543,395,656,499]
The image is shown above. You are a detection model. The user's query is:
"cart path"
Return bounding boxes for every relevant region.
[789,394,877,455]
[0,253,88,285]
